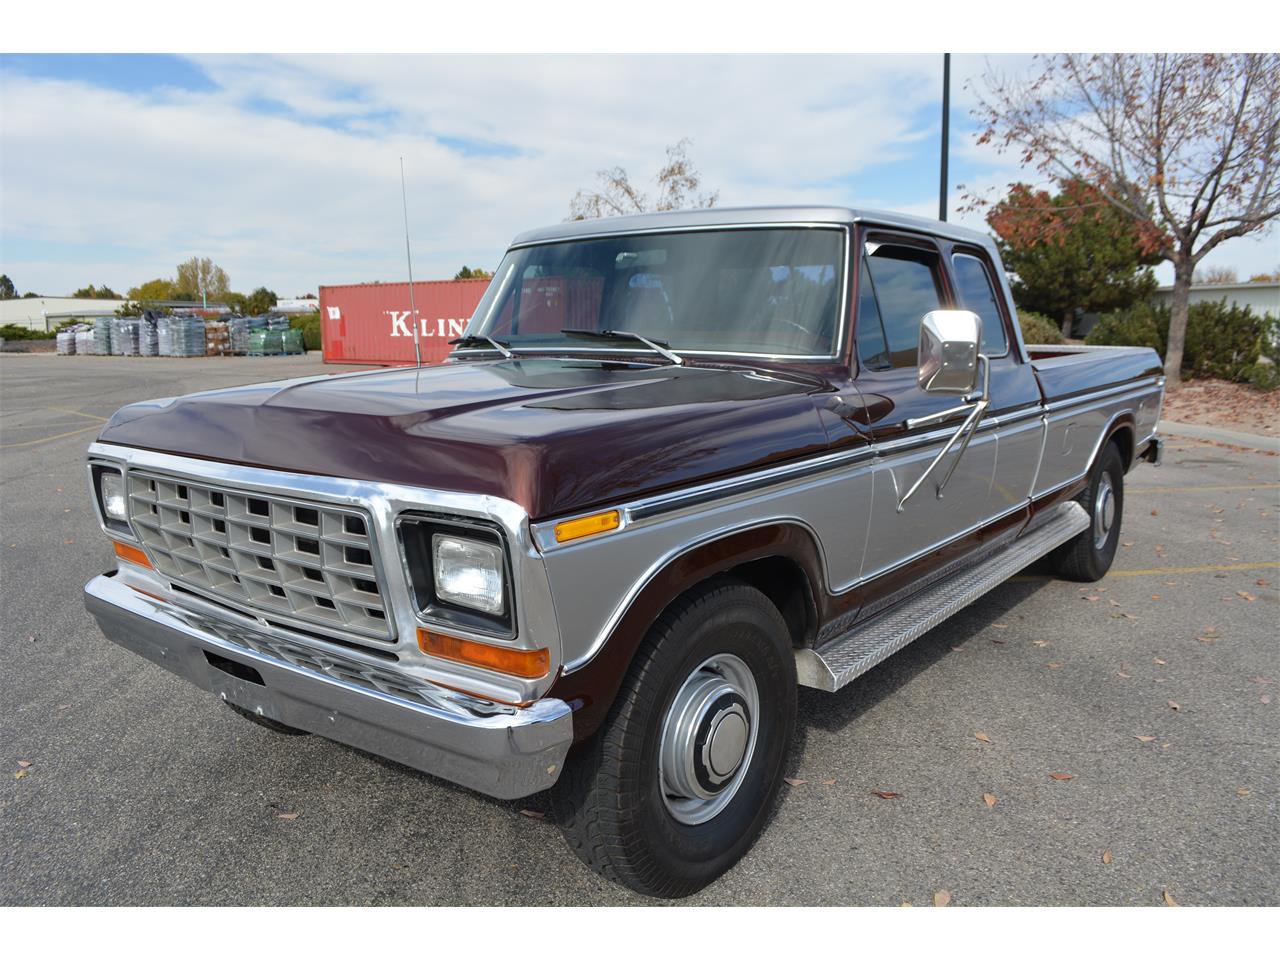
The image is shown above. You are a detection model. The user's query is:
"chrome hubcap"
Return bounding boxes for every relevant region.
[659,653,759,825]
[1093,474,1115,549]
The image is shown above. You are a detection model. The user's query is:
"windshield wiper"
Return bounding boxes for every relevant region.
[560,329,684,366]
[448,334,515,359]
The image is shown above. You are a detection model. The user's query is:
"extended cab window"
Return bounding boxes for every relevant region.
[951,252,1009,356]
[856,245,945,369]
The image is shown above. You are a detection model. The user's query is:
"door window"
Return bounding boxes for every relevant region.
[951,252,1009,356]
[856,245,945,369]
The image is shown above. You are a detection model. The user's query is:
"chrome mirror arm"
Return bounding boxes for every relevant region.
[897,355,990,513]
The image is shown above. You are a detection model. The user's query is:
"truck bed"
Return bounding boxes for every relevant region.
[1026,344,1164,405]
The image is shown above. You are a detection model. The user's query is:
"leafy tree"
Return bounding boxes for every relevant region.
[1248,267,1280,282]
[175,257,231,302]
[243,287,278,315]
[987,179,1160,336]
[453,266,493,280]
[0,275,15,299]
[22,291,40,298]
[72,284,121,299]
[569,138,719,221]
[975,53,1280,387]
[128,278,178,301]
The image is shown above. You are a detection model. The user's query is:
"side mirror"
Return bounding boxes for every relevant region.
[917,310,982,394]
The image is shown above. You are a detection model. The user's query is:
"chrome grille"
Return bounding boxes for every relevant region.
[126,470,394,645]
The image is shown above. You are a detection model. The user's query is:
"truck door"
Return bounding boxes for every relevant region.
[852,235,999,586]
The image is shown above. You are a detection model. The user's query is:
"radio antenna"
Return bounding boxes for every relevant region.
[399,156,422,367]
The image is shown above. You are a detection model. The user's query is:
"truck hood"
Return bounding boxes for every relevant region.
[96,357,833,519]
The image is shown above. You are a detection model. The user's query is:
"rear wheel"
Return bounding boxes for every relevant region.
[551,578,796,898]
[1053,440,1125,582]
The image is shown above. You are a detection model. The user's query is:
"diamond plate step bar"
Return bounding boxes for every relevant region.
[795,501,1090,692]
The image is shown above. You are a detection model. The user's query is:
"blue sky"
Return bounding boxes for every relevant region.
[1,53,1274,297]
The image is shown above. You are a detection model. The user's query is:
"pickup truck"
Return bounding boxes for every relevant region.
[84,206,1165,898]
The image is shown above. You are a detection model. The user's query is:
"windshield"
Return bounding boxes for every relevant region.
[462,227,845,358]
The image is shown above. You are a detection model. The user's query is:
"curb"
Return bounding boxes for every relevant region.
[1159,420,1280,453]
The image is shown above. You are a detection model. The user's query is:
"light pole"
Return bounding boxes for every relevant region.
[939,52,951,222]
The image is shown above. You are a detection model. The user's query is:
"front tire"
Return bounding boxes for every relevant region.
[1052,440,1125,582]
[551,578,796,898]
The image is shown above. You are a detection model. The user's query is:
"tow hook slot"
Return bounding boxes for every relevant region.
[205,651,266,686]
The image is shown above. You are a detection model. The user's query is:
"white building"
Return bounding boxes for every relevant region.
[1,297,128,332]
[1150,280,1279,319]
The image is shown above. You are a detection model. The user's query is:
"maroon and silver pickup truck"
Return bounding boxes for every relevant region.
[84,206,1164,897]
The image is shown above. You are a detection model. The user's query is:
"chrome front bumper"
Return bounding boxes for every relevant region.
[83,573,573,799]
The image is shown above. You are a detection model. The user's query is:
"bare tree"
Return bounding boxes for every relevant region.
[973,54,1280,387]
[1194,266,1238,285]
[569,139,719,221]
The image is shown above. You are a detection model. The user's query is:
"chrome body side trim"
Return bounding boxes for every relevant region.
[83,574,572,799]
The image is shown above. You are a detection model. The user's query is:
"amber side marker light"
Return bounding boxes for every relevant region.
[554,509,620,544]
[112,540,152,569]
[418,629,549,679]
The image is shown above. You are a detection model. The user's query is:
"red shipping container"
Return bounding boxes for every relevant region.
[319,278,490,366]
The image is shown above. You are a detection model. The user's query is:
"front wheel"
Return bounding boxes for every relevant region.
[1052,440,1125,582]
[551,578,796,898]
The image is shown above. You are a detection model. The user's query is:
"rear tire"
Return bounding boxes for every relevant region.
[225,701,311,736]
[551,578,796,899]
[1052,441,1125,582]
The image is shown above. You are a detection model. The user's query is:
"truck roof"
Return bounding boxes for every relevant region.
[510,204,997,252]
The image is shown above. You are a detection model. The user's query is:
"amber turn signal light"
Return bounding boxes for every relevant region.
[554,509,620,544]
[418,628,549,679]
[112,540,152,568]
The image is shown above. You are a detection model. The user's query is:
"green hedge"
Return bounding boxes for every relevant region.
[0,323,54,341]
[1086,299,1279,389]
[1016,311,1066,345]
[289,312,322,352]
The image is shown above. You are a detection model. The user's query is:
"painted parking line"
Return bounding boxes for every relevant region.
[46,406,109,422]
[1011,561,1280,582]
[0,423,102,449]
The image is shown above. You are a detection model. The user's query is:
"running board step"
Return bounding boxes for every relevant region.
[795,501,1090,692]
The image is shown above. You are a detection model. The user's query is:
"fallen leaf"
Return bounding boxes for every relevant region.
[518,809,545,819]
[1150,509,1159,517]
[1249,676,1274,684]
[992,622,1009,629]
[15,769,28,780]
[1049,772,1074,781]
[1084,595,1102,603]
[871,790,901,799]
[1102,848,1112,865]
[1047,662,1064,669]
[983,793,997,808]
[1168,700,1181,711]
[1136,735,1157,742]
[1033,640,1051,648]
[1263,694,1273,705]
[1122,540,1135,547]
[1236,787,1250,798]
[1236,591,1257,602]
[990,637,1006,644]
[821,778,837,786]
[17,760,32,769]
[974,732,992,743]
[1116,671,1131,679]
[1112,612,1138,621]
[1150,595,1162,600]
[1256,579,1269,587]
[784,777,807,787]
[934,889,951,907]
[1153,658,1167,665]
[276,812,299,820]
[1162,890,1179,907]
[900,901,913,907]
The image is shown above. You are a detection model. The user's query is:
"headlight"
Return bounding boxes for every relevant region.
[432,534,505,615]
[101,471,127,522]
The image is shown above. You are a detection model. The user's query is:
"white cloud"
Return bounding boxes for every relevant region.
[2,53,1276,296]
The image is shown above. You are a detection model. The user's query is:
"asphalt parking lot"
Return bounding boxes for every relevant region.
[2,353,1277,906]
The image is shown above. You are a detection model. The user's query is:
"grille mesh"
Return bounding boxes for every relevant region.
[127,471,393,645]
